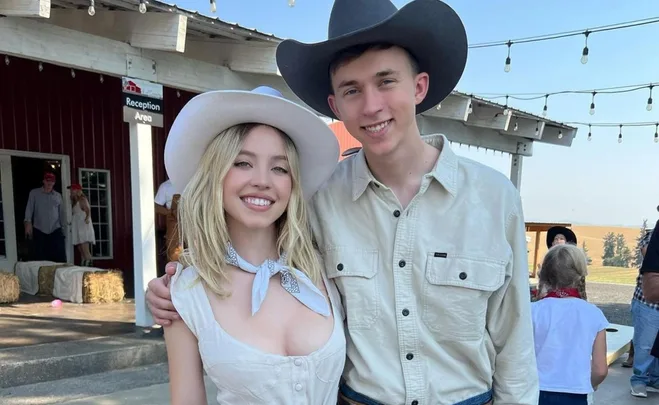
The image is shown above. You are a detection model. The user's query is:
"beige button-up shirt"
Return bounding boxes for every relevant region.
[310,134,539,405]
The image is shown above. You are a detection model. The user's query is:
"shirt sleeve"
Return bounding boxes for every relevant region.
[487,192,539,405]
[641,220,659,274]
[154,183,167,206]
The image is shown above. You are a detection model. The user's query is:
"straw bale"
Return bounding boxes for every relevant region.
[38,264,69,296]
[0,272,20,304]
[82,269,125,303]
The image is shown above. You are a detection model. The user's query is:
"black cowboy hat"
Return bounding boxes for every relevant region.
[546,226,578,249]
[275,0,468,119]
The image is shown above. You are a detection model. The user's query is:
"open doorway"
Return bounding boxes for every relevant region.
[12,156,63,261]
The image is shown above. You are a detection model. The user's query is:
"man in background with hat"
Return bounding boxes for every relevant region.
[24,172,67,263]
[146,1,538,404]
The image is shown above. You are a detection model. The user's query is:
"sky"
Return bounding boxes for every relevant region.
[174,0,659,227]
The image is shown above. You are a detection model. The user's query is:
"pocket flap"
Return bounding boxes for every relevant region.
[324,248,378,279]
[425,254,506,291]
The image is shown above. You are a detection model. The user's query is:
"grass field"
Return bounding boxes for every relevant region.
[585,266,638,286]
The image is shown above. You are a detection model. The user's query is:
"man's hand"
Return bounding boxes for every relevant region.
[24,222,33,239]
[146,262,180,326]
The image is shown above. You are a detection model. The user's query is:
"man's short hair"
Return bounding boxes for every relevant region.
[328,42,421,92]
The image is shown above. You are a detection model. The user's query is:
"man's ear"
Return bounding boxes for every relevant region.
[327,94,342,120]
[414,72,430,106]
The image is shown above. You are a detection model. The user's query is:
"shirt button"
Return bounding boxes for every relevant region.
[295,383,302,391]
[411,401,419,405]
[294,358,302,366]
[406,353,414,360]
[393,210,401,217]
[459,272,467,280]
[402,309,410,316]
[337,263,344,271]
[399,260,406,268]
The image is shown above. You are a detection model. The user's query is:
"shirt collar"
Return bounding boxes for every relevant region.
[351,134,459,201]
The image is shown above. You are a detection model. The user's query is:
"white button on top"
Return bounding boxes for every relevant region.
[295,383,302,391]
[294,358,302,366]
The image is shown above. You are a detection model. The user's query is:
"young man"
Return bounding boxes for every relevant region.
[146,1,538,404]
[24,172,67,263]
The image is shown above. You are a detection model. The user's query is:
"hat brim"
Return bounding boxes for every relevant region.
[164,90,340,200]
[276,0,468,119]
[546,226,578,249]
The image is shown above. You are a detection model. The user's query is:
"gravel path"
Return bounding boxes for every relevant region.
[586,282,636,326]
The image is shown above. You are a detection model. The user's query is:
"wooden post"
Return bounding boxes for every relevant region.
[532,230,541,278]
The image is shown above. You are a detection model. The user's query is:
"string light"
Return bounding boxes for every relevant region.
[655,124,658,143]
[589,91,596,115]
[534,120,539,136]
[210,0,216,13]
[502,95,510,116]
[542,95,548,117]
[88,0,95,16]
[558,130,563,139]
[4,55,9,66]
[563,121,659,143]
[513,118,519,131]
[647,85,654,111]
[99,74,104,83]
[504,41,512,73]
[581,31,590,64]
[139,0,147,13]
[618,125,623,143]
[38,62,43,72]
[71,69,76,78]
[436,103,441,110]
[467,102,473,114]
[587,124,592,141]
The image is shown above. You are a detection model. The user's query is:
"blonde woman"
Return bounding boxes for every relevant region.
[162,86,345,405]
[532,244,609,405]
[68,183,95,266]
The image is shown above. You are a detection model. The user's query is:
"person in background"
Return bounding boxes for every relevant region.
[532,243,609,405]
[68,183,95,266]
[155,179,182,262]
[24,172,67,263]
[630,216,659,398]
[546,225,587,300]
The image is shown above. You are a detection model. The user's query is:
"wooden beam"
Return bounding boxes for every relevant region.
[0,17,291,99]
[0,0,50,18]
[47,9,187,53]
[466,103,512,131]
[185,39,278,75]
[539,126,577,146]
[501,116,545,140]
[424,94,471,122]
[416,115,533,156]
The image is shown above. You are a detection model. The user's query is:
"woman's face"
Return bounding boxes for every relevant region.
[223,125,293,231]
[552,234,567,246]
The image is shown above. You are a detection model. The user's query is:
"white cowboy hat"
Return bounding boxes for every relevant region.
[164,86,340,200]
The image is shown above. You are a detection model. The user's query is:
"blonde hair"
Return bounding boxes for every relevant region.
[176,123,322,298]
[538,243,588,292]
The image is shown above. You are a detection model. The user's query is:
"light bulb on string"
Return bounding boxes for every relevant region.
[502,95,510,116]
[504,41,512,73]
[71,69,76,78]
[655,124,658,143]
[210,0,216,13]
[38,62,43,72]
[618,125,623,143]
[288,0,295,6]
[436,103,441,110]
[589,91,596,115]
[580,31,590,64]
[542,95,548,117]
[558,130,563,139]
[587,124,592,141]
[139,0,147,13]
[4,55,9,66]
[467,102,473,115]
[99,74,104,83]
[513,118,518,131]
[647,85,654,111]
[534,121,539,136]
[88,0,96,16]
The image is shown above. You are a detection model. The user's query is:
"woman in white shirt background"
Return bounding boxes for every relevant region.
[532,243,609,405]
[161,86,346,405]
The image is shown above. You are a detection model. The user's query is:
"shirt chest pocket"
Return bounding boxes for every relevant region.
[324,248,379,331]
[422,254,506,341]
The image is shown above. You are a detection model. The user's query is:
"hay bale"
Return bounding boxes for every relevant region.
[38,264,69,296]
[82,269,125,303]
[0,272,20,304]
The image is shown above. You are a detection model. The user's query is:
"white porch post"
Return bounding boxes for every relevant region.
[129,122,157,327]
[510,153,523,190]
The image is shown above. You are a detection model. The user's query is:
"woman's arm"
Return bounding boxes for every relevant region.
[164,319,207,405]
[80,197,92,223]
[590,329,608,389]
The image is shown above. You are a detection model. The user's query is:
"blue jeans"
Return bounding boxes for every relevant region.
[538,391,587,405]
[630,299,659,387]
[339,382,493,405]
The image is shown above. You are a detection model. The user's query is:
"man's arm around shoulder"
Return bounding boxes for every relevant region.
[487,193,538,405]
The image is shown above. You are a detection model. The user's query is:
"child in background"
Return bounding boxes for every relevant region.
[532,244,609,405]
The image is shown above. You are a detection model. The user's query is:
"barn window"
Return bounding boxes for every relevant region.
[78,168,113,259]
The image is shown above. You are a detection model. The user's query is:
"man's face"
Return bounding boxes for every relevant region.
[327,46,429,158]
[43,178,55,192]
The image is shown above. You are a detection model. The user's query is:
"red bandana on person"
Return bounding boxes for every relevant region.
[543,288,582,299]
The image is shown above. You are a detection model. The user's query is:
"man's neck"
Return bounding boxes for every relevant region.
[365,133,439,189]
